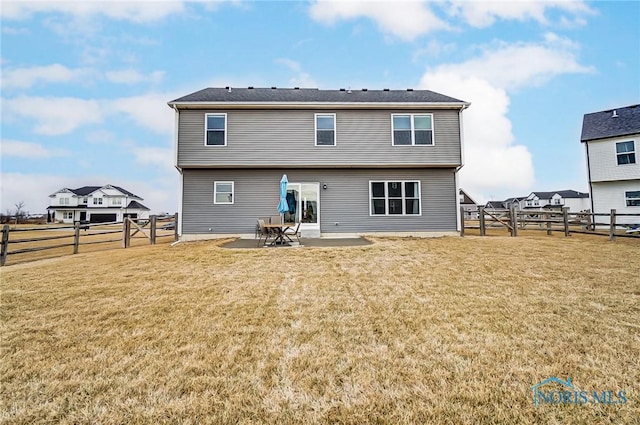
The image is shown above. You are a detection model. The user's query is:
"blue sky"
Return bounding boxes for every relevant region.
[1,0,639,214]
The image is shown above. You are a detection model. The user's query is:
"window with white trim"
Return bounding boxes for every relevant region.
[214,181,234,204]
[616,141,636,165]
[112,198,122,205]
[392,114,433,145]
[63,212,73,220]
[93,198,103,205]
[315,114,336,146]
[59,197,69,205]
[370,181,421,215]
[205,113,227,146]
[626,191,640,207]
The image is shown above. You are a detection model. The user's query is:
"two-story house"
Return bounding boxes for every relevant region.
[47,184,150,223]
[523,190,590,212]
[581,104,640,225]
[168,87,469,239]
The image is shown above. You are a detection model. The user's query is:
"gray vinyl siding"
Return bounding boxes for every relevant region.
[178,109,461,167]
[182,168,457,234]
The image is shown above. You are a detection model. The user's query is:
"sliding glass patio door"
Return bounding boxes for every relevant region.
[283,183,319,232]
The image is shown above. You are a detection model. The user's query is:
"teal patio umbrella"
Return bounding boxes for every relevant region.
[277,174,289,219]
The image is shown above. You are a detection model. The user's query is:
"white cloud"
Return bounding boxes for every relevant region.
[3,96,103,135]
[1,25,29,35]
[420,73,535,196]
[446,0,594,28]
[0,0,187,23]
[133,146,174,170]
[105,69,165,85]
[275,58,317,88]
[309,0,450,41]
[429,34,594,91]
[1,139,69,158]
[3,91,179,136]
[109,93,176,135]
[1,64,94,90]
[419,36,593,200]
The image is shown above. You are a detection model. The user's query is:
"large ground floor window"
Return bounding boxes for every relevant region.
[625,190,640,207]
[370,181,421,215]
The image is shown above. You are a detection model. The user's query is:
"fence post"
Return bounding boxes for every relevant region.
[478,206,486,236]
[459,206,465,237]
[585,210,592,231]
[546,212,552,236]
[1,225,9,266]
[173,212,179,241]
[510,206,518,237]
[609,209,616,241]
[150,215,157,245]
[562,208,570,237]
[122,218,131,248]
[73,222,80,254]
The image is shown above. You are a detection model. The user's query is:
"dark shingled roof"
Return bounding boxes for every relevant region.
[170,87,467,104]
[459,189,477,205]
[581,104,640,142]
[531,190,589,199]
[62,185,141,199]
[126,200,150,210]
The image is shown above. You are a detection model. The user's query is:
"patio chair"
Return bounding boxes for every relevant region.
[255,217,270,239]
[284,222,301,243]
[257,219,275,247]
[270,215,282,224]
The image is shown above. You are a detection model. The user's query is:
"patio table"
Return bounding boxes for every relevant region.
[263,222,296,246]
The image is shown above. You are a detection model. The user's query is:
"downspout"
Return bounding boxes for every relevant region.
[584,141,595,222]
[171,103,183,238]
[455,104,470,232]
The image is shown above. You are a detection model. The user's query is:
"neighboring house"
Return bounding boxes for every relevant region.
[168,87,470,239]
[503,196,527,210]
[47,184,150,224]
[581,104,640,225]
[522,190,590,212]
[459,189,479,219]
[485,200,507,211]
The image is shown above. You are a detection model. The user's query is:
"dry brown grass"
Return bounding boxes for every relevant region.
[1,235,639,424]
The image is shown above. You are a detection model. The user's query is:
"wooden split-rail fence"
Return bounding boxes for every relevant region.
[460,207,640,241]
[0,213,178,266]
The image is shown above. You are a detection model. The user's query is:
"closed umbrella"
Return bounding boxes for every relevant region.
[277,174,289,220]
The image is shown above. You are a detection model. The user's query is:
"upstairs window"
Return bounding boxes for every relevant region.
[59,197,69,205]
[370,181,421,216]
[616,141,636,165]
[392,114,433,145]
[214,181,234,204]
[315,114,336,146]
[626,191,640,207]
[205,113,227,146]
[93,198,103,205]
[113,198,122,206]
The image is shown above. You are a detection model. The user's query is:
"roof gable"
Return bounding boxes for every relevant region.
[581,104,640,142]
[459,189,477,205]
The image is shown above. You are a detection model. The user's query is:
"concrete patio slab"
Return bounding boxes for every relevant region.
[220,237,372,249]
